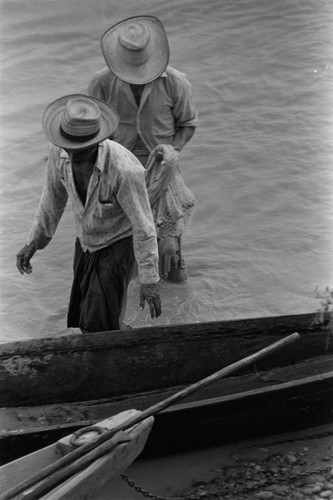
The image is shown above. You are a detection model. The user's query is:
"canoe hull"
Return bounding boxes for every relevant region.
[147,371,333,455]
[2,370,332,465]
[0,410,154,499]
[1,313,332,464]
[0,314,326,407]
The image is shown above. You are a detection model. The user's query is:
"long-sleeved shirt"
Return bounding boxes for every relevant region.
[88,66,199,152]
[28,140,159,284]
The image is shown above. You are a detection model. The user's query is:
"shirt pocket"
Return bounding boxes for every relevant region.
[99,178,116,204]
[97,175,119,217]
[94,197,121,221]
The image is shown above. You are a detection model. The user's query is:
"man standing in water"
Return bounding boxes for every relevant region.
[16,94,161,333]
[88,15,198,282]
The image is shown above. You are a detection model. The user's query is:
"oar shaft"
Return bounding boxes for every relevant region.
[141,332,300,415]
[1,332,299,500]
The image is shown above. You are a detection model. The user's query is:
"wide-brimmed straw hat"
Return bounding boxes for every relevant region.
[101,16,169,85]
[42,94,119,150]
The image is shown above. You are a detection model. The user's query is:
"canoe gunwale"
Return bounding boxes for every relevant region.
[0,313,321,357]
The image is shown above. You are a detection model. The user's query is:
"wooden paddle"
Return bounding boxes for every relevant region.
[1,332,299,500]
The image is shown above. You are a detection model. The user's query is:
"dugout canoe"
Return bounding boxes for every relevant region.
[0,409,154,499]
[0,313,332,465]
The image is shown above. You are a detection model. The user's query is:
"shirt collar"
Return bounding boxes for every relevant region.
[60,148,69,159]
[122,70,168,86]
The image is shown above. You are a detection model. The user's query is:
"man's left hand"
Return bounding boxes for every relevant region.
[158,237,179,278]
[140,283,162,319]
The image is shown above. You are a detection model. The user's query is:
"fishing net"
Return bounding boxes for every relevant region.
[145,144,197,239]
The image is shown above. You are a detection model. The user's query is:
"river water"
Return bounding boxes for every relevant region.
[1,0,332,342]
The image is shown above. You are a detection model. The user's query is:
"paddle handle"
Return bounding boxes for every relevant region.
[144,332,300,414]
[2,332,299,500]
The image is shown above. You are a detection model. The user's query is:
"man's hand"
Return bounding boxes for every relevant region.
[158,237,179,278]
[16,244,37,275]
[155,144,180,162]
[140,283,161,319]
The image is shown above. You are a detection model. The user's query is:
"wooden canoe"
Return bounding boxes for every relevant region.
[0,313,332,465]
[0,409,154,499]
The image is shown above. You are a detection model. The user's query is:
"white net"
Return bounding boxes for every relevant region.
[145,144,197,239]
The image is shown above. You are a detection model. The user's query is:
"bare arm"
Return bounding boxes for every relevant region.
[172,126,195,152]
[16,146,68,274]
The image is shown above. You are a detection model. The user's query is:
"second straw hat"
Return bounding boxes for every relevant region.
[101,16,169,85]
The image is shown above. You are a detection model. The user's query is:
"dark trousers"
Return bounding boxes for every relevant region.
[67,237,135,333]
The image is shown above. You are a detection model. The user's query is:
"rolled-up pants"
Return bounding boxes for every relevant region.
[67,237,135,333]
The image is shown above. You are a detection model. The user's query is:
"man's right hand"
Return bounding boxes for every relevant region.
[139,283,162,319]
[16,244,37,275]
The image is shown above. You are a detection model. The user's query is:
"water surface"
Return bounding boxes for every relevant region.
[0,0,332,341]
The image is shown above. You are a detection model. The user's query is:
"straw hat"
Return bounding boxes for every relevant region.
[101,16,169,84]
[42,95,119,150]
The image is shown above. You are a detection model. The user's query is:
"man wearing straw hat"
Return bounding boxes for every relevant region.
[88,15,198,283]
[16,94,161,333]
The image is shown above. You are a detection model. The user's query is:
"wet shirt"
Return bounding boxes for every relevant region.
[88,66,199,152]
[28,140,159,284]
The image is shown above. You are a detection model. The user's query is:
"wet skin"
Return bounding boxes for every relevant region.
[65,145,99,204]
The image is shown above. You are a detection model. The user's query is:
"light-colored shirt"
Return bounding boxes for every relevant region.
[88,66,199,152]
[28,140,159,284]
